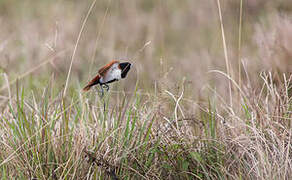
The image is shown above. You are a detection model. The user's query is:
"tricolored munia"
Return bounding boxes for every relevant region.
[83,60,131,95]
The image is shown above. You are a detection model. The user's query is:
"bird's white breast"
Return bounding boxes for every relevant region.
[100,63,121,84]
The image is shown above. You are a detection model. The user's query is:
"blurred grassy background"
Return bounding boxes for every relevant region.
[0,0,292,179]
[0,0,291,97]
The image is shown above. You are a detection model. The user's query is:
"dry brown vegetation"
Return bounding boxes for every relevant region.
[0,0,291,179]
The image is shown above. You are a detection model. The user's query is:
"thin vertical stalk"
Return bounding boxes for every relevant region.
[216,0,232,106]
[64,0,97,96]
[238,0,243,89]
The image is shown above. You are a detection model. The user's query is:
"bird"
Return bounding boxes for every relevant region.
[83,60,131,92]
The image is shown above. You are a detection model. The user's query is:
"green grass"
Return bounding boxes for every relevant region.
[0,0,292,179]
[1,74,291,179]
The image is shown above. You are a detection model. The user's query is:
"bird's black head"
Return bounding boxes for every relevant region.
[119,62,131,78]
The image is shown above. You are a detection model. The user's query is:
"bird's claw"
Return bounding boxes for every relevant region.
[102,84,109,92]
[98,84,109,97]
[97,84,110,112]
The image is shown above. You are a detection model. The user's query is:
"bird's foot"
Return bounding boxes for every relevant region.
[102,84,110,92]
[97,84,110,99]
[96,85,104,98]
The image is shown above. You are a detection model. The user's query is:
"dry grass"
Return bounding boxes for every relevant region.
[0,0,291,179]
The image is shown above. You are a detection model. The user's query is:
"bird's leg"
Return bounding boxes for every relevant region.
[100,84,108,113]
[102,84,110,92]
[98,84,104,98]
[97,84,110,112]
[101,84,110,113]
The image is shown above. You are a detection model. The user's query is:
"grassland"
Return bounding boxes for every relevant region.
[0,0,291,179]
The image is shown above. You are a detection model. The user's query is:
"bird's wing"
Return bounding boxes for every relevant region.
[98,60,119,76]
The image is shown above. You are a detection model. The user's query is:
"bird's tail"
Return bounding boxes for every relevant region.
[83,75,101,91]
[83,84,92,91]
